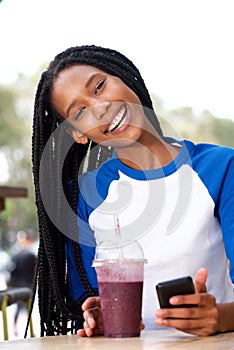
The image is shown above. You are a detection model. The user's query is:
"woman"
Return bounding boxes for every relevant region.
[31,45,234,337]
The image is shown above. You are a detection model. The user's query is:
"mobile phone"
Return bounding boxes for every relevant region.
[156,276,195,308]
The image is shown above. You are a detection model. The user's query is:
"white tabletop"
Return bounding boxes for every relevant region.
[1,329,234,349]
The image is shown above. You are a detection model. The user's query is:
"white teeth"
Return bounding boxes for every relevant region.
[108,105,127,132]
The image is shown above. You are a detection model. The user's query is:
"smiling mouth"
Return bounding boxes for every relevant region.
[105,104,127,133]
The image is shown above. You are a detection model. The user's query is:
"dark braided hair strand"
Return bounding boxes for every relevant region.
[31,45,163,336]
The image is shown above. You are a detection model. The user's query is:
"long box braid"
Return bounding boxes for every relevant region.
[31,45,163,336]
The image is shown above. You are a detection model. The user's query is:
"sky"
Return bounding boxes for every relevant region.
[0,0,234,123]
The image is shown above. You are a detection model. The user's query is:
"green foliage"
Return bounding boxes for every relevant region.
[203,115,234,147]
[0,87,19,147]
[155,98,234,147]
[0,79,37,247]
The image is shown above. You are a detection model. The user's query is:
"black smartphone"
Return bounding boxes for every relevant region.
[156,276,195,308]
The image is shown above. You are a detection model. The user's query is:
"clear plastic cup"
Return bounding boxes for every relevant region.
[93,241,146,338]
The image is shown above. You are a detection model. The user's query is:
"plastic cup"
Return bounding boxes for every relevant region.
[93,242,146,338]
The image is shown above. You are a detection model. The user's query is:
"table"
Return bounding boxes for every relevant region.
[0,186,27,212]
[1,329,234,349]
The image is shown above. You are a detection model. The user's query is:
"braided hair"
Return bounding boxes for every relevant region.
[31,45,163,336]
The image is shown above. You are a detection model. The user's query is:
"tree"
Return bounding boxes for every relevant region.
[151,94,234,147]
[0,79,37,248]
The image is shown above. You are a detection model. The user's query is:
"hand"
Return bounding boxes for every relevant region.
[155,268,219,336]
[77,297,104,337]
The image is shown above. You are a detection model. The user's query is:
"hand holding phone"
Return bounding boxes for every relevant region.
[156,276,195,308]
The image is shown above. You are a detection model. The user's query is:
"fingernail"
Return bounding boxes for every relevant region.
[170,296,179,303]
[156,318,163,325]
[87,317,93,326]
[156,310,166,317]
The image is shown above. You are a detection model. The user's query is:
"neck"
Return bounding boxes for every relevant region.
[115,134,180,170]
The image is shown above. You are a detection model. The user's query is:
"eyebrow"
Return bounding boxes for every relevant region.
[66,73,101,118]
[85,73,101,88]
[66,100,77,119]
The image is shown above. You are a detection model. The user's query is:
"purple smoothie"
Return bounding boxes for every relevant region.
[98,281,143,337]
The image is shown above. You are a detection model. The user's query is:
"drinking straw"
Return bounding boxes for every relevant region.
[113,213,124,258]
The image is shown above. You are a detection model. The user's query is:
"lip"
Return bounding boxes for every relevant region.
[104,103,130,135]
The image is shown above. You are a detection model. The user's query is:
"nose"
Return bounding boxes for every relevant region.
[91,101,110,120]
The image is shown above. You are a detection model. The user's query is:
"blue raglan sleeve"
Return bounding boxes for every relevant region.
[215,152,234,282]
[191,142,234,283]
[66,176,98,305]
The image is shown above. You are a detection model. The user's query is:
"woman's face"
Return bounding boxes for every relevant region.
[51,64,149,148]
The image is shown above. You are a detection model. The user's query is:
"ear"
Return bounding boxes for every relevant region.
[66,128,89,145]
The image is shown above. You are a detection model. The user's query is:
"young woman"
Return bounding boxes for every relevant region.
[31,45,234,337]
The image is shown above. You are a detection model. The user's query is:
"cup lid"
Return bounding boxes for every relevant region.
[94,240,146,262]
[92,258,147,267]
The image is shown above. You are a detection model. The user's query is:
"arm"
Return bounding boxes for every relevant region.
[155,268,234,336]
[217,302,234,333]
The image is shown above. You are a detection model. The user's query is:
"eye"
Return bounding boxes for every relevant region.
[73,107,86,121]
[95,79,105,94]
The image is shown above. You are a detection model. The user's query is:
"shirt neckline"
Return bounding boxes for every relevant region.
[111,138,193,180]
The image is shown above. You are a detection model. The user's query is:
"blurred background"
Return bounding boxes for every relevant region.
[0,0,233,341]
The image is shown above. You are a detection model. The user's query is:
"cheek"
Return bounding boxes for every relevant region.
[122,85,141,105]
[78,119,97,135]
[80,125,102,143]
[106,79,141,104]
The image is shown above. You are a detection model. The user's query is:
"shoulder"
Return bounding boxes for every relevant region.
[183,140,234,166]
[79,154,120,184]
[183,140,234,196]
[78,155,121,207]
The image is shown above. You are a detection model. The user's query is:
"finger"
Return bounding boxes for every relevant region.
[77,320,94,337]
[156,317,217,336]
[195,293,217,308]
[156,305,199,320]
[83,308,101,328]
[82,297,101,311]
[83,317,104,337]
[169,294,198,307]
[77,329,88,337]
[169,292,216,308]
[194,268,208,293]
[156,295,217,321]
